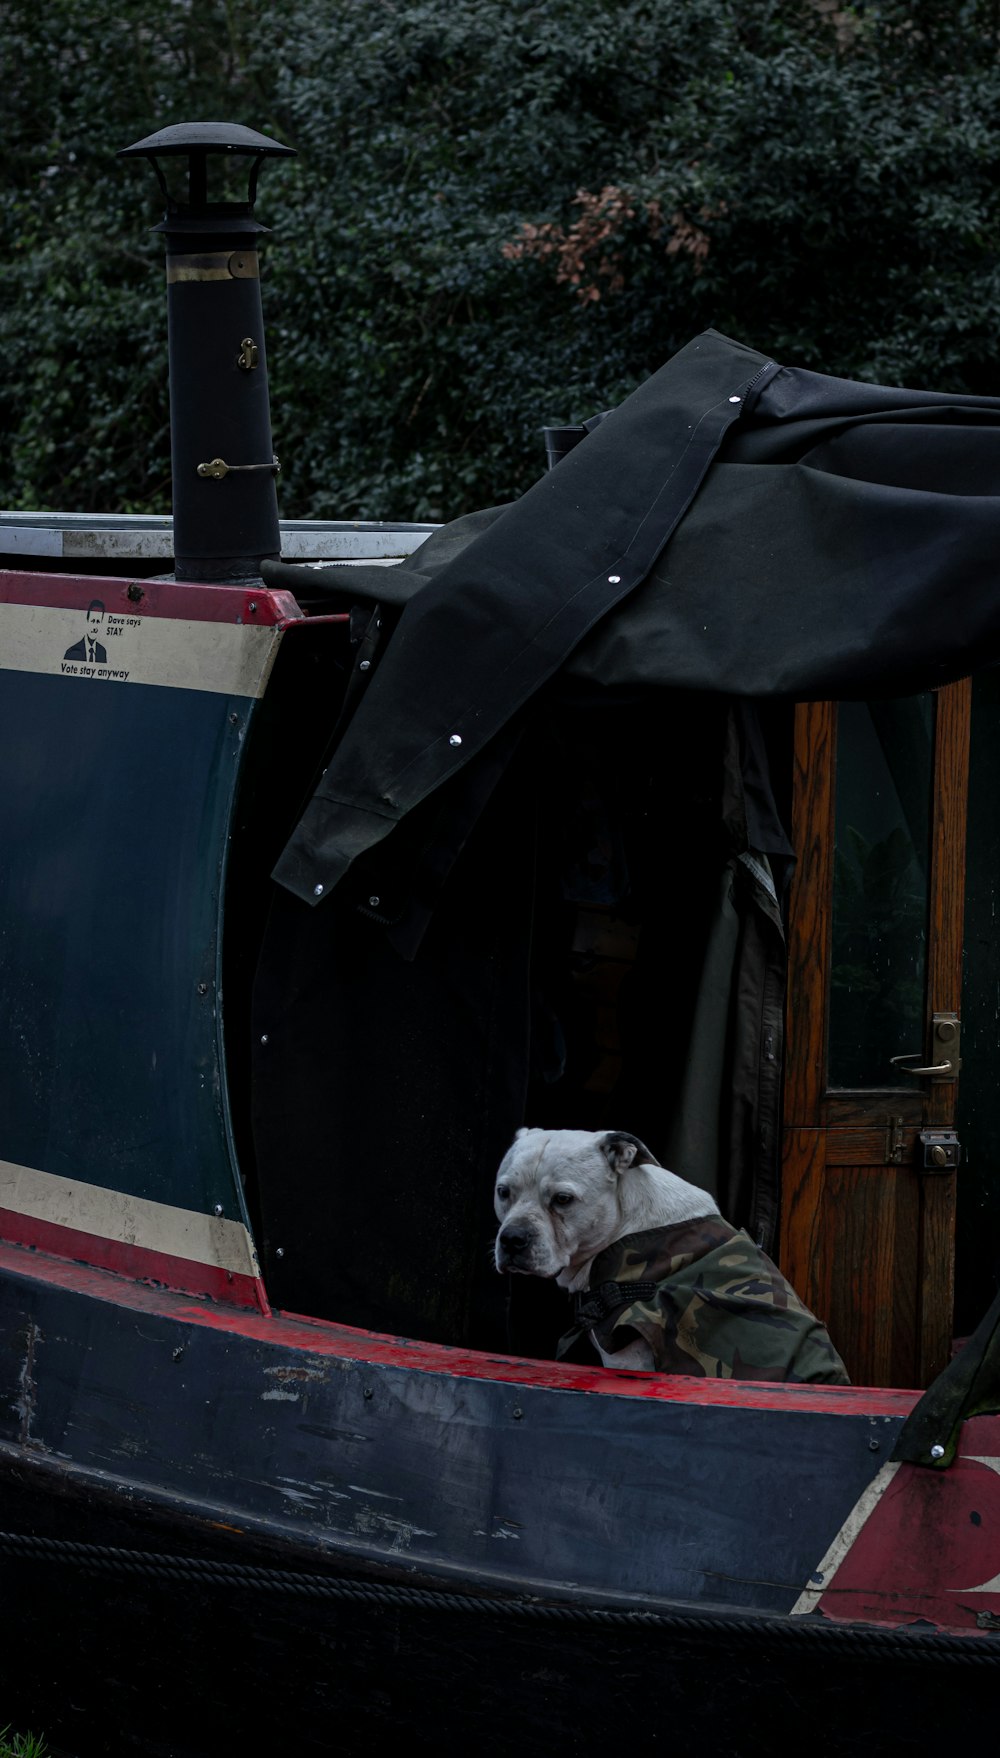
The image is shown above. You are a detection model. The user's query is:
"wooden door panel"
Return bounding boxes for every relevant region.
[785,1147,918,1387]
[782,701,835,1121]
[824,1164,919,1390]
[780,684,970,1390]
[926,679,971,1128]
[780,1127,827,1319]
[821,1123,920,1164]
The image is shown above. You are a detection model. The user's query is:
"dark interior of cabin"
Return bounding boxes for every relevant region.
[224,593,795,1360]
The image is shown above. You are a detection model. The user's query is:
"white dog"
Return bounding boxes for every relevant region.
[493,1127,848,1382]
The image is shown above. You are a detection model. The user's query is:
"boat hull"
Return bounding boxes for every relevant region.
[3,1242,1000,1752]
[1,1242,909,1611]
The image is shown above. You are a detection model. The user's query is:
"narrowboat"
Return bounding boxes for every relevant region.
[1,124,999,1754]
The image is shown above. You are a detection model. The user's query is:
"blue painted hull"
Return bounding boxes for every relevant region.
[0,1250,898,1618]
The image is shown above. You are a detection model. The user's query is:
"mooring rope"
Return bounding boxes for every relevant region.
[1,1528,997,1665]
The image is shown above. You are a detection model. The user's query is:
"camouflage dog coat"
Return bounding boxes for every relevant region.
[557,1216,849,1384]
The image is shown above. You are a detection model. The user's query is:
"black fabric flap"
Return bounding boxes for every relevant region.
[273,330,775,904]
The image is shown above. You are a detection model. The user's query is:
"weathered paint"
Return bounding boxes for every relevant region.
[0,570,302,627]
[791,1461,902,1616]
[0,1236,913,1413]
[1,1238,923,1626]
[803,1414,1000,1630]
[0,1166,264,1309]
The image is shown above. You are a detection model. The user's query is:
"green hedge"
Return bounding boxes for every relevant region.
[3,1,1000,521]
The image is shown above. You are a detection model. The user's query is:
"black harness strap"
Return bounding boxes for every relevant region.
[556,1278,661,1360]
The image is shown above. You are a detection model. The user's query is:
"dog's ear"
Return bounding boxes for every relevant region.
[514,1127,531,1140]
[599,1132,661,1175]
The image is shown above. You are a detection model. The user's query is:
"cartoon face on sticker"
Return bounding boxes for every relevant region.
[64,600,107,666]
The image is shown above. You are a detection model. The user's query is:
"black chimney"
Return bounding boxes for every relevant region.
[120,122,296,584]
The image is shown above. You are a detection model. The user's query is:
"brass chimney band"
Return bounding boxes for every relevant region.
[167,251,260,284]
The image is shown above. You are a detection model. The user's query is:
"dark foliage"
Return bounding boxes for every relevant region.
[3,1,1000,520]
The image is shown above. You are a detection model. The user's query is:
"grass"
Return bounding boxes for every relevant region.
[0,1730,48,1757]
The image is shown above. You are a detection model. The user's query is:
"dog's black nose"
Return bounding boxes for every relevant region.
[499,1228,530,1258]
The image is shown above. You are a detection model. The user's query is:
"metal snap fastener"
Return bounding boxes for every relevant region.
[313,883,324,896]
[449,734,462,747]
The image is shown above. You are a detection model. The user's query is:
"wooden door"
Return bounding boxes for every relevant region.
[780,683,971,1389]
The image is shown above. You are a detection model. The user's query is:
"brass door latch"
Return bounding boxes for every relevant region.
[918,1130,962,1172]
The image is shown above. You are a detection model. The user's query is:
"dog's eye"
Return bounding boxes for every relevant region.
[550,1191,575,1209]
[496,1185,510,1203]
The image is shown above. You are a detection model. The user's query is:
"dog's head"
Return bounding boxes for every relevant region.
[493,1127,661,1285]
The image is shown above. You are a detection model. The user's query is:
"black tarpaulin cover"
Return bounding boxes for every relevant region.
[270,328,1000,907]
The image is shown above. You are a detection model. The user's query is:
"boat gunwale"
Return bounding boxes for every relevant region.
[0,1236,917,1416]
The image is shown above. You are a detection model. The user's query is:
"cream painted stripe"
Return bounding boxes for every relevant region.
[789,1460,901,1616]
[0,1159,261,1281]
[0,601,282,698]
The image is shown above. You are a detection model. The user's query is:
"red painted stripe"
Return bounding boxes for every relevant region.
[0,1208,267,1314]
[0,1235,917,1416]
[0,571,303,628]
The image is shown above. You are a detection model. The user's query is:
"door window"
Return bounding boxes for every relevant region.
[828,697,933,1089]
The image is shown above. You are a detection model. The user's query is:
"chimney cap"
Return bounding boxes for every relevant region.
[119,122,296,161]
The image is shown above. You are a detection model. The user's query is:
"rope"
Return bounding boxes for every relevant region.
[1,1528,998,1665]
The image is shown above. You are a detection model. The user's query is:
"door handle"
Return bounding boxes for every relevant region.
[890,1053,954,1076]
[890,1013,961,1082]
